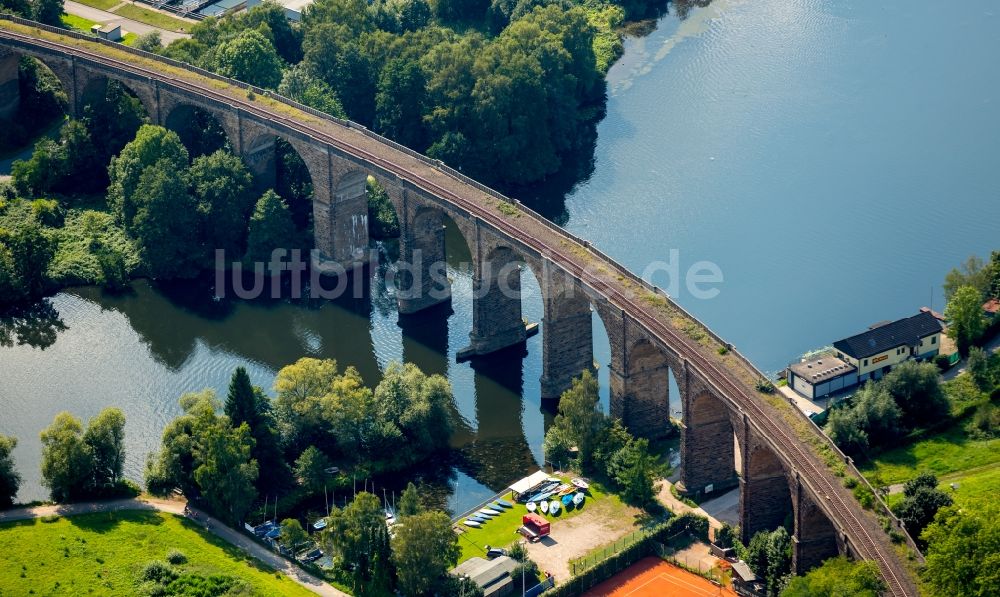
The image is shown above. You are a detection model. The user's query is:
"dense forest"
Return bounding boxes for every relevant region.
[144,0,672,189]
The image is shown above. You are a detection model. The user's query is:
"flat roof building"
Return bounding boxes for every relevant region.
[452,556,520,597]
[788,310,944,400]
[787,355,857,400]
[832,311,943,382]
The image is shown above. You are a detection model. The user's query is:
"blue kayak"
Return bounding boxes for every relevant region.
[561,494,573,506]
[469,515,488,523]
[496,499,513,508]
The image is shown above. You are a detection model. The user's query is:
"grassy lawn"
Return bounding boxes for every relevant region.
[0,511,315,596]
[113,4,191,32]
[454,478,629,564]
[61,13,99,33]
[859,423,1000,486]
[934,464,1000,509]
[73,0,122,10]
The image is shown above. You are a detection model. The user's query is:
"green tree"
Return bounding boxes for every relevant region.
[278,64,347,118]
[40,412,94,502]
[82,80,148,176]
[780,556,885,597]
[0,434,21,508]
[431,0,487,22]
[945,285,987,354]
[225,366,259,428]
[372,362,454,464]
[57,119,103,194]
[893,473,952,541]
[853,381,904,447]
[211,29,284,89]
[745,528,792,597]
[32,0,63,25]
[988,250,1000,300]
[881,360,949,429]
[235,1,303,63]
[322,492,386,590]
[193,420,258,524]
[825,406,867,455]
[133,31,163,53]
[391,510,460,596]
[279,518,309,551]
[922,502,1000,597]
[245,190,297,265]
[366,176,400,239]
[606,436,659,506]
[108,124,190,230]
[714,523,737,549]
[545,369,605,469]
[301,22,377,124]
[398,481,422,517]
[11,137,65,196]
[375,57,427,149]
[224,366,285,492]
[967,346,993,391]
[83,407,126,487]
[944,255,991,301]
[144,390,221,497]
[295,445,333,496]
[131,160,202,279]
[273,357,339,451]
[0,0,32,18]
[1,221,55,300]
[0,243,21,305]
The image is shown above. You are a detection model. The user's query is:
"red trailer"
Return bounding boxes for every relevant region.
[519,513,550,542]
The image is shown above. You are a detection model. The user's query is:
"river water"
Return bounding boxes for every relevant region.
[2,0,999,511]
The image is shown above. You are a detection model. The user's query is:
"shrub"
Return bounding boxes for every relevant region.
[165,549,187,565]
[754,378,775,394]
[31,199,63,227]
[852,483,875,509]
[934,353,953,372]
[139,560,176,584]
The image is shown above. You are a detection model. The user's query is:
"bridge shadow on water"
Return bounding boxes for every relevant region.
[13,242,546,508]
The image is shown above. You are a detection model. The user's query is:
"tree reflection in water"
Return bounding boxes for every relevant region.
[0,299,68,349]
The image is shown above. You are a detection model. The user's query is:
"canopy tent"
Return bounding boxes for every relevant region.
[508,470,549,500]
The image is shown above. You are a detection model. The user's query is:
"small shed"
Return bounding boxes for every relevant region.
[731,560,766,596]
[91,23,123,42]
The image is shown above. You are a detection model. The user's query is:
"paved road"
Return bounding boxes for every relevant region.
[0,497,348,597]
[64,1,191,43]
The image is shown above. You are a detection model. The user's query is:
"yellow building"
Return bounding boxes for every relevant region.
[832,311,943,382]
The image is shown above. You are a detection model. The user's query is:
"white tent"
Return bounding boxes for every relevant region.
[507,470,549,500]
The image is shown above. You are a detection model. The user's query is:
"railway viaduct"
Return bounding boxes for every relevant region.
[0,16,917,594]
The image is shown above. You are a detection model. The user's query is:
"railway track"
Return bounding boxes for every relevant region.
[0,26,914,596]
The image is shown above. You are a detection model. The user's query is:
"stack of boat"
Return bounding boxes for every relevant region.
[462,499,513,528]
[523,477,590,515]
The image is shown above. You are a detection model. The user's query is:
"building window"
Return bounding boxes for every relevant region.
[932,336,937,344]
[863,359,868,366]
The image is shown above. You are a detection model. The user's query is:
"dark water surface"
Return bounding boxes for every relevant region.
[3,0,999,511]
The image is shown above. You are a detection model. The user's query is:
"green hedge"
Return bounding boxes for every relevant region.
[548,512,711,596]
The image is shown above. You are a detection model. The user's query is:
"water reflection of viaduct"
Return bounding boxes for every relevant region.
[0,19,913,594]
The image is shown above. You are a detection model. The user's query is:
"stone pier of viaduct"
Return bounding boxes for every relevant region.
[0,18,916,594]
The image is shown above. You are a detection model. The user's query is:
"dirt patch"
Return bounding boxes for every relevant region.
[524,497,642,581]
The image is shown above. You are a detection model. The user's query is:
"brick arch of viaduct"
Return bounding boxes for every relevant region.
[2,41,849,577]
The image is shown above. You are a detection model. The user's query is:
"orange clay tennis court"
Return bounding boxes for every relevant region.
[582,557,737,597]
